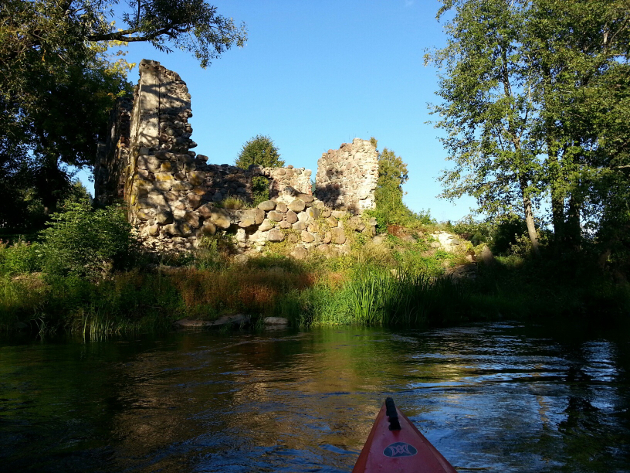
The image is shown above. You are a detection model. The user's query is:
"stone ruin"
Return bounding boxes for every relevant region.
[95,60,380,256]
[315,139,378,212]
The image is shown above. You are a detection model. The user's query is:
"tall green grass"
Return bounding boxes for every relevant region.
[0,272,184,339]
[2,243,628,339]
[286,267,470,327]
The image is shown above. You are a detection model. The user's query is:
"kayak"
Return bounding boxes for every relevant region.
[353,397,457,473]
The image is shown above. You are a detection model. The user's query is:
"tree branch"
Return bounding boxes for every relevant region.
[87,25,175,43]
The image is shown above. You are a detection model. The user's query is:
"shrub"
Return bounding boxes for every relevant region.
[0,239,43,275]
[251,176,270,207]
[39,201,138,280]
[451,216,493,245]
[219,196,248,209]
[195,234,233,270]
[0,274,48,328]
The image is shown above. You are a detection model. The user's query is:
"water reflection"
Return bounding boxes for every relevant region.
[0,323,628,472]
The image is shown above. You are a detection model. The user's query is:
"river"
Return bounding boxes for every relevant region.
[1,322,629,472]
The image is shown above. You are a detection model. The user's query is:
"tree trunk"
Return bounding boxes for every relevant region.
[520,176,540,256]
[546,147,565,246]
[565,194,582,249]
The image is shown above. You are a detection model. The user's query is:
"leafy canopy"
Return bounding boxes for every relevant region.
[0,0,246,229]
[428,0,630,254]
[428,0,542,252]
[235,135,285,169]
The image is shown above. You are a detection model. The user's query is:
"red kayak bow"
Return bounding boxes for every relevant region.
[353,397,457,473]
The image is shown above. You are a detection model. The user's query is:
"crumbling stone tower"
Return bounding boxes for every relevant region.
[315,138,378,213]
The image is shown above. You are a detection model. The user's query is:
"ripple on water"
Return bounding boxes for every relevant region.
[0,323,629,472]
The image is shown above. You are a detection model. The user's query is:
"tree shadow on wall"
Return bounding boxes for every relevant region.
[315,183,357,213]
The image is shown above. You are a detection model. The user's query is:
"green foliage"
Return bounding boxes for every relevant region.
[374,147,409,218]
[1,0,246,230]
[411,209,436,226]
[1,28,131,226]
[195,234,234,270]
[39,201,138,280]
[428,0,542,251]
[451,216,494,247]
[235,135,284,169]
[493,215,529,255]
[429,0,630,254]
[473,253,630,324]
[298,267,469,327]
[0,274,48,328]
[0,240,42,275]
[251,176,270,207]
[2,243,629,336]
[0,271,184,337]
[368,138,431,231]
[451,213,541,256]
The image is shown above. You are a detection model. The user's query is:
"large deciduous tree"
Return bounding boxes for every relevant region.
[429,0,630,255]
[0,0,246,229]
[428,0,542,254]
[526,0,630,248]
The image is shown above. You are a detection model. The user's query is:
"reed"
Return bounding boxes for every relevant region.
[292,267,471,327]
[2,245,628,338]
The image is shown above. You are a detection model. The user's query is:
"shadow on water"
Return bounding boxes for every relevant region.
[0,322,628,472]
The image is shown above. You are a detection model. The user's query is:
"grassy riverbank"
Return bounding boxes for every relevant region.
[1,202,628,339]
[2,249,628,339]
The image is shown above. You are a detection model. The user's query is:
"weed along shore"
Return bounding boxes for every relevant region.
[2,214,629,340]
[1,216,471,338]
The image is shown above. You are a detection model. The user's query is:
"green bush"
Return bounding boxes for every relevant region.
[0,239,43,275]
[39,201,138,280]
[451,216,493,246]
[195,234,233,270]
[251,176,270,207]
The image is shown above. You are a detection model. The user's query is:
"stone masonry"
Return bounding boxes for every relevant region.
[94,60,378,254]
[315,138,379,213]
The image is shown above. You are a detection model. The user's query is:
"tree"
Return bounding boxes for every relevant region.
[369,138,414,228]
[0,0,247,228]
[429,0,630,255]
[429,0,542,254]
[0,43,132,226]
[235,135,285,169]
[1,0,246,74]
[525,0,630,247]
[235,135,284,206]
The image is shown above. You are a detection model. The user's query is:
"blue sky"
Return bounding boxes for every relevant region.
[84,0,476,222]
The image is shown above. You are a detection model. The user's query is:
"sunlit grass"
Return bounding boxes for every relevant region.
[1,239,629,338]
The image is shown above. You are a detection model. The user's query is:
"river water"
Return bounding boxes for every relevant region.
[1,322,629,472]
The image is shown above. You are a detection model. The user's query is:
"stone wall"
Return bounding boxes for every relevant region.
[145,193,376,258]
[315,138,378,213]
[193,163,312,204]
[94,60,379,254]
